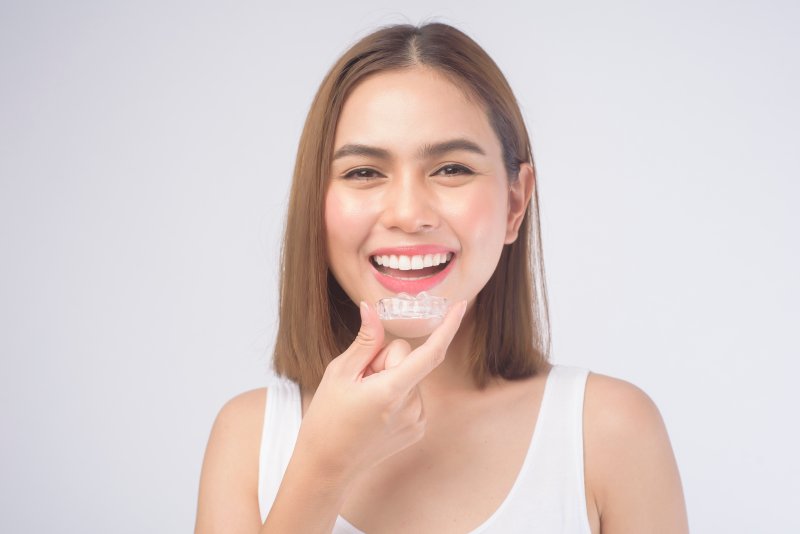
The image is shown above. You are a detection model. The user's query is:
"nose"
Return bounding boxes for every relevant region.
[380,173,439,233]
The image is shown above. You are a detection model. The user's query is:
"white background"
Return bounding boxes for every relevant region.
[1,1,798,532]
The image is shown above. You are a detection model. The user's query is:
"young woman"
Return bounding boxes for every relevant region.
[195,23,689,533]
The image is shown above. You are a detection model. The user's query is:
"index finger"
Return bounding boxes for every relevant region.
[387,300,468,391]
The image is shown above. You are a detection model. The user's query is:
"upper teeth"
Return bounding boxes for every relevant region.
[372,252,453,271]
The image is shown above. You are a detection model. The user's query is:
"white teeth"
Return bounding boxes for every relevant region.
[372,252,454,271]
[398,256,412,270]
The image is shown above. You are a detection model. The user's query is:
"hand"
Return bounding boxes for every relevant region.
[295,299,467,484]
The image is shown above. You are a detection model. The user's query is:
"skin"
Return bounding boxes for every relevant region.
[325,67,515,342]
[195,67,689,533]
[325,67,531,393]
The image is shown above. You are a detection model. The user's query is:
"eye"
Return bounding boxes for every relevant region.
[343,168,384,180]
[434,164,474,177]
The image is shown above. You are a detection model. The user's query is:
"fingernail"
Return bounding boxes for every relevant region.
[359,301,370,326]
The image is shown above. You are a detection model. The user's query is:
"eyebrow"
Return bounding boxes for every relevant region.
[331,138,487,162]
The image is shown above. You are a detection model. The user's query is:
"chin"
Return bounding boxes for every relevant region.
[380,316,444,339]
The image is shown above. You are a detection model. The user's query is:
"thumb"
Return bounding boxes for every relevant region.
[340,301,385,375]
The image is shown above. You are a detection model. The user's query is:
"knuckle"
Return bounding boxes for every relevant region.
[429,346,446,367]
[355,328,378,347]
[408,409,422,428]
[398,405,414,426]
[403,397,423,426]
[410,418,427,441]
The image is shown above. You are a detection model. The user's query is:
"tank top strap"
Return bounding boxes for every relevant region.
[472,364,592,533]
[258,377,302,523]
[257,367,593,532]
[534,364,590,463]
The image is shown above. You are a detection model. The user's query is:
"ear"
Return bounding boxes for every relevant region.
[504,163,535,244]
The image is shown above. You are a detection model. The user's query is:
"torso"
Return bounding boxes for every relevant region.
[298,365,601,534]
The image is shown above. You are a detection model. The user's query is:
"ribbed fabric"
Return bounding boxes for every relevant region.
[258,365,592,533]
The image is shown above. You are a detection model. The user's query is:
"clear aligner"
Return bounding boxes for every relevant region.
[377,292,448,320]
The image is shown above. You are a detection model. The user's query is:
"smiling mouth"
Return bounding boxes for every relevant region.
[370,252,454,279]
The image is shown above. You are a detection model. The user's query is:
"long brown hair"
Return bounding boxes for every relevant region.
[273,23,550,389]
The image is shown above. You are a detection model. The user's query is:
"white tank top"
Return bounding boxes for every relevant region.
[258,364,592,533]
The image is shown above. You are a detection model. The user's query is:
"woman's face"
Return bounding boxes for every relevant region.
[325,67,527,332]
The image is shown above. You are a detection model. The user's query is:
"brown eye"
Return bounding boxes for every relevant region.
[435,164,474,176]
[343,168,383,180]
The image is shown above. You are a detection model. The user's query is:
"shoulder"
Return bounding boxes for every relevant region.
[195,388,267,533]
[212,388,268,438]
[583,372,666,494]
[583,372,662,436]
[583,373,689,533]
[202,387,267,481]
[204,388,268,465]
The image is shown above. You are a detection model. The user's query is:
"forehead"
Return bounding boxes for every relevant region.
[333,67,501,158]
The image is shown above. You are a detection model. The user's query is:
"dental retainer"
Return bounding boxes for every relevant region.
[377,291,448,320]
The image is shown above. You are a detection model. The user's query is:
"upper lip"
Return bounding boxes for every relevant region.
[368,245,456,257]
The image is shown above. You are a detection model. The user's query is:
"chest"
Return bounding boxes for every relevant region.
[336,381,544,533]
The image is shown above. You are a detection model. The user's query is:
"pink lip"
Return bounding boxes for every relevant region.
[369,249,456,294]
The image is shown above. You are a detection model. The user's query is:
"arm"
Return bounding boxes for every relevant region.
[195,300,467,534]
[263,300,467,532]
[193,388,352,534]
[583,374,689,534]
[194,389,265,534]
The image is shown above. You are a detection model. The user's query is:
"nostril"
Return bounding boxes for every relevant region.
[380,206,439,233]
[380,185,439,232]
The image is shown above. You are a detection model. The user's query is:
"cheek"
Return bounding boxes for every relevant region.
[324,189,344,237]
[324,187,373,254]
[324,190,350,257]
[445,183,508,246]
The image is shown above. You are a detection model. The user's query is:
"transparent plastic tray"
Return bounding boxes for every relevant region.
[376,291,448,320]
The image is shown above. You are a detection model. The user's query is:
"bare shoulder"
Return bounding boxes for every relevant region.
[195,388,267,534]
[583,373,689,534]
[204,388,268,474]
[584,373,662,434]
[213,388,268,438]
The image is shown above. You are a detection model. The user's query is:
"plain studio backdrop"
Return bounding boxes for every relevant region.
[1,1,797,532]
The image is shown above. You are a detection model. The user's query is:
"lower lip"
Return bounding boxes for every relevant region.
[371,257,456,294]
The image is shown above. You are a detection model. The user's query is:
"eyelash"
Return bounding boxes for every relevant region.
[343,164,474,180]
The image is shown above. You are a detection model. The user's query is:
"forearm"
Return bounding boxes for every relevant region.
[260,444,352,534]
